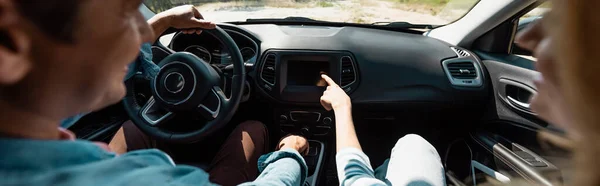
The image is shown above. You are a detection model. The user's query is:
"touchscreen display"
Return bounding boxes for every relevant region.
[287,61,330,87]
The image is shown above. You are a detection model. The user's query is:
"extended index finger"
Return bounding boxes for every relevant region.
[321,74,338,87]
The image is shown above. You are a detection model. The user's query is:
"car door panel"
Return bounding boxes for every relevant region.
[471,131,560,186]
[477,52,545,127]
[499,78,536,116]
[68,104,128,142]
[465,51,568,186]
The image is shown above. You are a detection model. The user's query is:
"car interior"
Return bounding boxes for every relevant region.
[67,0,570,185]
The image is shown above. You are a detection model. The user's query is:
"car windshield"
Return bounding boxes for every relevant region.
[144,0,480,27]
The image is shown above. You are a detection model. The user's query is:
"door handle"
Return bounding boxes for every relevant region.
[499,79,536,115]
[507,96,531,111]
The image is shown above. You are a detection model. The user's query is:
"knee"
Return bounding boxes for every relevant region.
[399,134,428,144]
[393,134,436,152]
[238,120,268,137]
[237,120,269,151]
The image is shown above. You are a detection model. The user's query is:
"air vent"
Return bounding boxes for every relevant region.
[451,47,471,57]
[442,60,482,87]
[447,62,477,79]
[261,54,276,85]
[340,56,356,88]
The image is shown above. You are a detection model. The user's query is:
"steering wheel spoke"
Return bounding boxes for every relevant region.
[197,86,228,120]
[140,96,175,126]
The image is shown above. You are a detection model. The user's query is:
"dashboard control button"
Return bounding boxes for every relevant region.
[301,127,310,136]
[290,111,321,122]
[322,117,332,126]
[280,124,295,133]
[313,126,330,135]
[279,115,288,123]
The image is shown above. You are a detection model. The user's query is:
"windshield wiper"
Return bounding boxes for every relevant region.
[372,22,437,29]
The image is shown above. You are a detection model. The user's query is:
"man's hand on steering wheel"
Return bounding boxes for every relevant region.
[125,6,246,143]
[149,5,216,41]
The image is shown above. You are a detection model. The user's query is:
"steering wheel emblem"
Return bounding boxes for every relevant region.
[164,72,185,93]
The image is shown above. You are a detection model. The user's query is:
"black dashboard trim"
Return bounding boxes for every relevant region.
[229,21,425,34]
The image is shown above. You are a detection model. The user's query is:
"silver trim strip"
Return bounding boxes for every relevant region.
[507,96,531,110]
[141,97,173,126]
[450,47,471,58]
[305,140,325,186]
[471,160,511,184]
[340,56,357,89]
[163,72,185,94]
[198,88,222,119]
[260,53,277,86]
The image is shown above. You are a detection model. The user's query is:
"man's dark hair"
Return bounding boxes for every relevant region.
[14,0,81,42]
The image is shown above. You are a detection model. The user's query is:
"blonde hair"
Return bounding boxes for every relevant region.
[551,0,600,185]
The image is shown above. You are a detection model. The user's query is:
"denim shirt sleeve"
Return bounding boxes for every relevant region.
[126,43,160,80]
[336,148,387,186]
[239,148,308,186]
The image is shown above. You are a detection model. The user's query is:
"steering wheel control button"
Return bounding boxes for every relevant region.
[164,72,185,93]
[322,117,332,126]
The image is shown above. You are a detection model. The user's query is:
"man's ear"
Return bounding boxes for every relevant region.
[0,0,31,85]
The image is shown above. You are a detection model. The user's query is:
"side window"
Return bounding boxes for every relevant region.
[512,2,552,57]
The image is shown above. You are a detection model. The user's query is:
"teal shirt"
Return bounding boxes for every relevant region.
[0,138,307,186]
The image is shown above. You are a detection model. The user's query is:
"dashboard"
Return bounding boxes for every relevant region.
[161,23,490,110]
[154,24,496,184]
[156,23,492,140]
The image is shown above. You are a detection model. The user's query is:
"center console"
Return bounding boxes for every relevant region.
[257,50,359,136]
[256,50,360,185]
[257,50,359,103]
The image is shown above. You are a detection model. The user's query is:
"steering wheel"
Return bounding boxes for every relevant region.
[123,27,245,143]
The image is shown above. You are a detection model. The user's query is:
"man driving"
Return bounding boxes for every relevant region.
[0,1,307,185]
